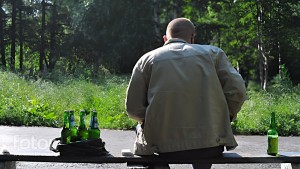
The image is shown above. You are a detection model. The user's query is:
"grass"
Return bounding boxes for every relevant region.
[232,90,300,136]
[0,70,299,136]
[0,71,136,129]
[232,80,300,136]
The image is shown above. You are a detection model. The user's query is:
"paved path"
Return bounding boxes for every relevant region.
[0,126,299,169]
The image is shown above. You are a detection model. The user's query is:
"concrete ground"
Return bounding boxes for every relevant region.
[0,126,299,169]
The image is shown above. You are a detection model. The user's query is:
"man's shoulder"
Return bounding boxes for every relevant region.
[139,46,167,61]
[189,44,223,54]
[138,44,224,64]
[135,48,160,67]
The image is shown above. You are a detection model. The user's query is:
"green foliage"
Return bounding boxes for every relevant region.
[232,91,271,135]
[23,99,57,127]
[0,71,136,129]
[1,0,300,84]
[232,71,300,136]
[0,71,58,126]
[75,0,159,73]
[269,64,292,92]
[1,71,300,135]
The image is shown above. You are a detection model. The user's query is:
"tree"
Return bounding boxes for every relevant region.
[48,1,57,71]
[188,1,257,85]
[0,0,298,84]
[256,0,270,89]
[75,0,159,74]
[255,0,300,88]
[0,0,6,69]
[19,0,42,75]
[274,1,300,83]
[39,0,46,73]
[10,0,17,71]
[18,0,24,71]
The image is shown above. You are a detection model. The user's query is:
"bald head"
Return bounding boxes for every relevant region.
[164,18,195,43]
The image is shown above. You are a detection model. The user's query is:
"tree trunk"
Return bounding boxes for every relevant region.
[10,0,17,71]
[257,0,269,90]
[49,2,57,71]
[152,0,161,40]
[19,5,24,71]
[39,0,46,73]
[276,0,282,78]
[261,44,269,90]
[257,0,263,88]
[0,0,6,69]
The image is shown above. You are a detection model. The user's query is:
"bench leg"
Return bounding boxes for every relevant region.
[281,163,300,169]
[0,161,16,169]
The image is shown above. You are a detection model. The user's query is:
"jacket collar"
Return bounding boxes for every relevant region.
[164,38,188,46]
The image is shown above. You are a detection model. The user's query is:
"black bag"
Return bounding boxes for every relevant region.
[50,137,109,156]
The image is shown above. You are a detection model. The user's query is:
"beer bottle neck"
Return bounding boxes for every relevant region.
[270,112,277,129]
[79,113,86,127]
[63,112,69,128]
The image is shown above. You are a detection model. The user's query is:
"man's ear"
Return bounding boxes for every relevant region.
[191,34,195,44]
[163,35,168,43]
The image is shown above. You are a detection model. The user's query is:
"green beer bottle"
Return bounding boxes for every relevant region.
[267,112,278,156]
[77,109,89,141]
[69,110,78,142]
[88,110,100,139]
[61,110,71,144]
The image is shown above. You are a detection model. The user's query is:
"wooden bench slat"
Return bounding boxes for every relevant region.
[0,153,300,164]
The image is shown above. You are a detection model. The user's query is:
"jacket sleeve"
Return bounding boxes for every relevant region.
[215,49,247,121]
[125,61,148,122]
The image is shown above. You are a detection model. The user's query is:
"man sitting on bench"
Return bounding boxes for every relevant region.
[125,17,247,169]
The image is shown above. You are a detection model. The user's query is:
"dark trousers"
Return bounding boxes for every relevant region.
[146,146,224,169]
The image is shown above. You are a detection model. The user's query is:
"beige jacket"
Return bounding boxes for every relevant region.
[126,38,246,155]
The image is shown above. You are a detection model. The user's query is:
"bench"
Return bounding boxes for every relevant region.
[1,152,300,169]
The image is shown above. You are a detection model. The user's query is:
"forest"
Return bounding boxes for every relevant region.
[0,0,300,88]
[0,1,300,134]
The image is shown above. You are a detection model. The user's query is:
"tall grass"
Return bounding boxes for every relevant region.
[0,70,299,135]
[0,71,136,129]
[232,88,300,136]
[232,70,300,136]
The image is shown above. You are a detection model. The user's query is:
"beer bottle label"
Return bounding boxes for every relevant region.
[70,115,75,126]
[267,136,278,155]
[93,116,98,128]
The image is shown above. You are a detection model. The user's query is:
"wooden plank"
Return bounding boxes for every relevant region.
[0,153,300,164]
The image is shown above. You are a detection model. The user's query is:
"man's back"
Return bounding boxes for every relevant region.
[131,39,241,153]
[126,17,246,169]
